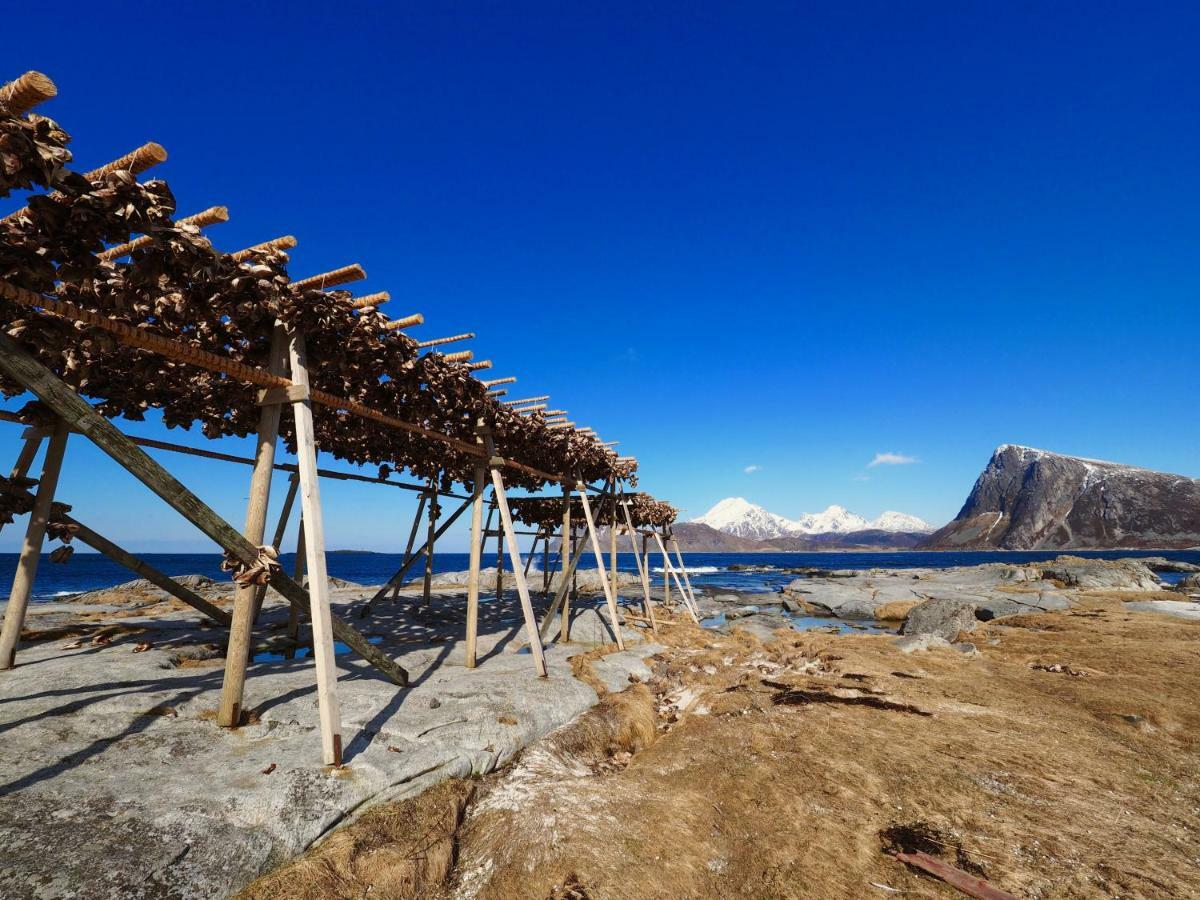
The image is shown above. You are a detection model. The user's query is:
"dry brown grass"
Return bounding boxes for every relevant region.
[243,594,1200,899]
[236,778,474,900]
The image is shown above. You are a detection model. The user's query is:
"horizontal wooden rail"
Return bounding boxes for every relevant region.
[467,360,492,371]
[442,350,472,363]
[98,206,230,261]
[417,333,474,349]
[230,235,297,262]
[384,313,423,330]
[503,396,549,406]
[291,263,364,291]
[0,279,587,489]
[482,377,516,387]
[2,142,168,224]
[1,71,57,115]
[350,291,390,309]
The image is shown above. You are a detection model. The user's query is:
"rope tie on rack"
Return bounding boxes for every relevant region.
[221,544,280,586]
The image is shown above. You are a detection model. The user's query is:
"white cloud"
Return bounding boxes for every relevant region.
[852,474,871,482]
[868,452,918,467]
[743,464,761,474]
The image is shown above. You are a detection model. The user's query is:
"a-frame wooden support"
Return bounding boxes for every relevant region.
[651,529,700,623]
[0,331,406,765]
[620,500,657,634]
[577,485,625,651]
[480,427,547,677]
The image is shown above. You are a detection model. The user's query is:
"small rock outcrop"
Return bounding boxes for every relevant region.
[900,597,977,641]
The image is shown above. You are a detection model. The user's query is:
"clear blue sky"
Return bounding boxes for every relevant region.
[2,2,1198,551]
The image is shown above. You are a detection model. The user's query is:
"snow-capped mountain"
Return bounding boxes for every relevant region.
[691,498,935,540]
[692,497,799,539]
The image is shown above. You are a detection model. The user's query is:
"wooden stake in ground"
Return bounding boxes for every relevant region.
[465,464,486,668]
[621,503,657,633]
[481,429,547,676]
[669,538,699,613]
[577,486,625,651]
[287,331,344,765]
[422,478,439,607]
[560,484,572,641]
[285,513,306,660]
[0,418,68,669]
[218,325,289,727]
[652,530,700,623]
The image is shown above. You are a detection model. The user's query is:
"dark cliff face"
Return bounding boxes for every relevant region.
[923,445,1200,550]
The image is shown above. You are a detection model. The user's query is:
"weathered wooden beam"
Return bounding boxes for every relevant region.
[467,360,492,372]
[417,333,474,349]
[358,494,474,616]
[230,235,297,263]
[0,331,409,691]
[481,377,516,388]
[349,291,390,309]
[288,331,344,764]
[219,324,289,728]
[384,313,424,331]
[98,206,229,261]
[442,350,472,363]
[482,430,547,676]
[292,264,365,292]
[1,142,168,224]
[577,487,624,650]
[1,71,56,115]
[622,501,656,633]
[0,421,68,668]
[503,396,550,406]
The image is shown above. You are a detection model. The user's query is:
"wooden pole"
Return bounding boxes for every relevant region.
[670,538,700,613]
[609,486,619,600]
[652,531,700,624]
[537,528,589,641]
[577,486,625,651]
[218,325,288,727]
[560,485,572,642]
[250,471,301,625]
[0,434,44,537]
[287,331,344,765]
[284,512,307,659]
[0,332,407,689]
[495,514,504,601]
[422,479,439,607]
[465,464,486,668]
[622,504,657,634]
[357,494,474,617]
[481,430,547,676]
[542,528,551,596]
[0,418,68,669]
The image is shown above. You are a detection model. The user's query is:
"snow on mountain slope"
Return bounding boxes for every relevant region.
[691,497,798,539]
[692,499,934,540]
[869,511,936,533]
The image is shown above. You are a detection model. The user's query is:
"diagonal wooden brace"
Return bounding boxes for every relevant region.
[0,331,408,689]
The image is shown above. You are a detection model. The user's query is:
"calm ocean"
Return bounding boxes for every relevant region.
[5,548,1198,601]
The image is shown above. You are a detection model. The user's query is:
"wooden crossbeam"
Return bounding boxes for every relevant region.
[481,377,515,387]
[467,360,492,372]
[291,263,365,291]
[349,291,390,309]
[1,71,57,115]
[503,396,550,406]
[1,142,168,224]
[442,350,472,363]
[518,404,547,414]
[98,206,230,261]
[547,421,575,430]
[230,235,297,262]
[486,388,508,397]
[384,313,424,330]
[417,333,474,349]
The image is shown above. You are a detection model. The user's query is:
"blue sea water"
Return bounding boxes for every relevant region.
[6,548,1198,601]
